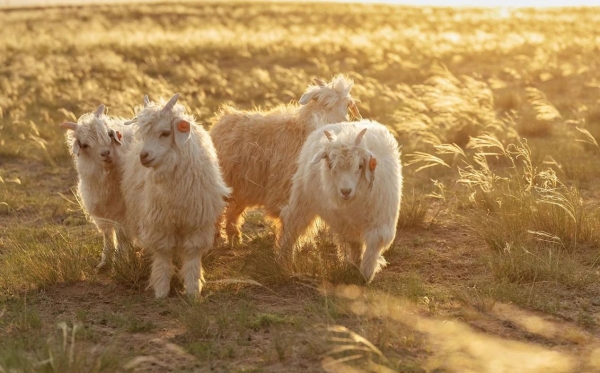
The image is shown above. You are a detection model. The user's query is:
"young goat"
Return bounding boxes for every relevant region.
[279,120,402,282]
[210,75,361,244]
[62,104,133,270]
[122,94,230,298]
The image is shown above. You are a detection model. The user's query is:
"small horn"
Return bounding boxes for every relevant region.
[61,122,78,131]
[94,104,105,118]
[354,128,367,146]
[162,93,180,113]
[324,130,334,142]
[314,78,326,87]
[144,95,150,107]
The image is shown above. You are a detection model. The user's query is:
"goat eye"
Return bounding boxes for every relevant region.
[160,131,171,138]
[81,143,89,149]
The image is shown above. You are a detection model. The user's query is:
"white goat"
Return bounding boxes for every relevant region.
[62,104,133,270]
[122,94,230,298]
[279,120,402,282]
[210,74,361,244]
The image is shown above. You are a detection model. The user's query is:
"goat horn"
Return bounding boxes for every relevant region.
[324,130,334,142]
[354,128,367,146]
[162,93,180,113]
[314,78,326,87]
[61,122,78,131]
[144,95,150,107]
[94,104,105,118]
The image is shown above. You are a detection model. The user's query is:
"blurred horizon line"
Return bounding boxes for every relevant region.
[1,0,599,10]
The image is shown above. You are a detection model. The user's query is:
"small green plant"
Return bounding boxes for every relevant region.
[75,309,89,323]
[125,317,156,334]
[247,313,294,330]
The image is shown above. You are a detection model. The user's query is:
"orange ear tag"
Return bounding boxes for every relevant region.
[117,131,122,141]
[177,120,190,132]
[369,157,377,172]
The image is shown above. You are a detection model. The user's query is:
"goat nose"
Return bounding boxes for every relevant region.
[101,150,110,157]
[341,188,352,196]
[140,151,148,160]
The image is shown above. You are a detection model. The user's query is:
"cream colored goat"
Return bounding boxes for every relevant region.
[122,94,230,298]
[279,120,403,282]
[62,104,133,270]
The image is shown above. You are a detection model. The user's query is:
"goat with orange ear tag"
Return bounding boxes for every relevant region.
[121,93,231,299]
[280,120,402,284]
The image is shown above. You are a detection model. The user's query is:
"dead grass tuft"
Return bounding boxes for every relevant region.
[0,228,97,298]
[110,242,152,291]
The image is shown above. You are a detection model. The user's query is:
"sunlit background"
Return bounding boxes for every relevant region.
[2,0,600,8]
[343,0,600,6]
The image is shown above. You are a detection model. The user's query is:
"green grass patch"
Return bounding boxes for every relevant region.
[0,227,99,298]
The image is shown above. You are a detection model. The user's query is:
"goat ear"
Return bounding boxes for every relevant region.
[310,150,327,165]
[354,128,367,146]
[61,122,78,131]
[72,140,80,156]
[174,119,191,146]
[299,90,319,105]
[364,153,376,183]
[314,78,326,87]
[94,104,105,118]
[109,130,122,146]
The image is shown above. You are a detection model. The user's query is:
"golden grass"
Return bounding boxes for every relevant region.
[2,2,600,371]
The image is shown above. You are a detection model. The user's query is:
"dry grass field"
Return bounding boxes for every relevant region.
[2,2,600,372]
